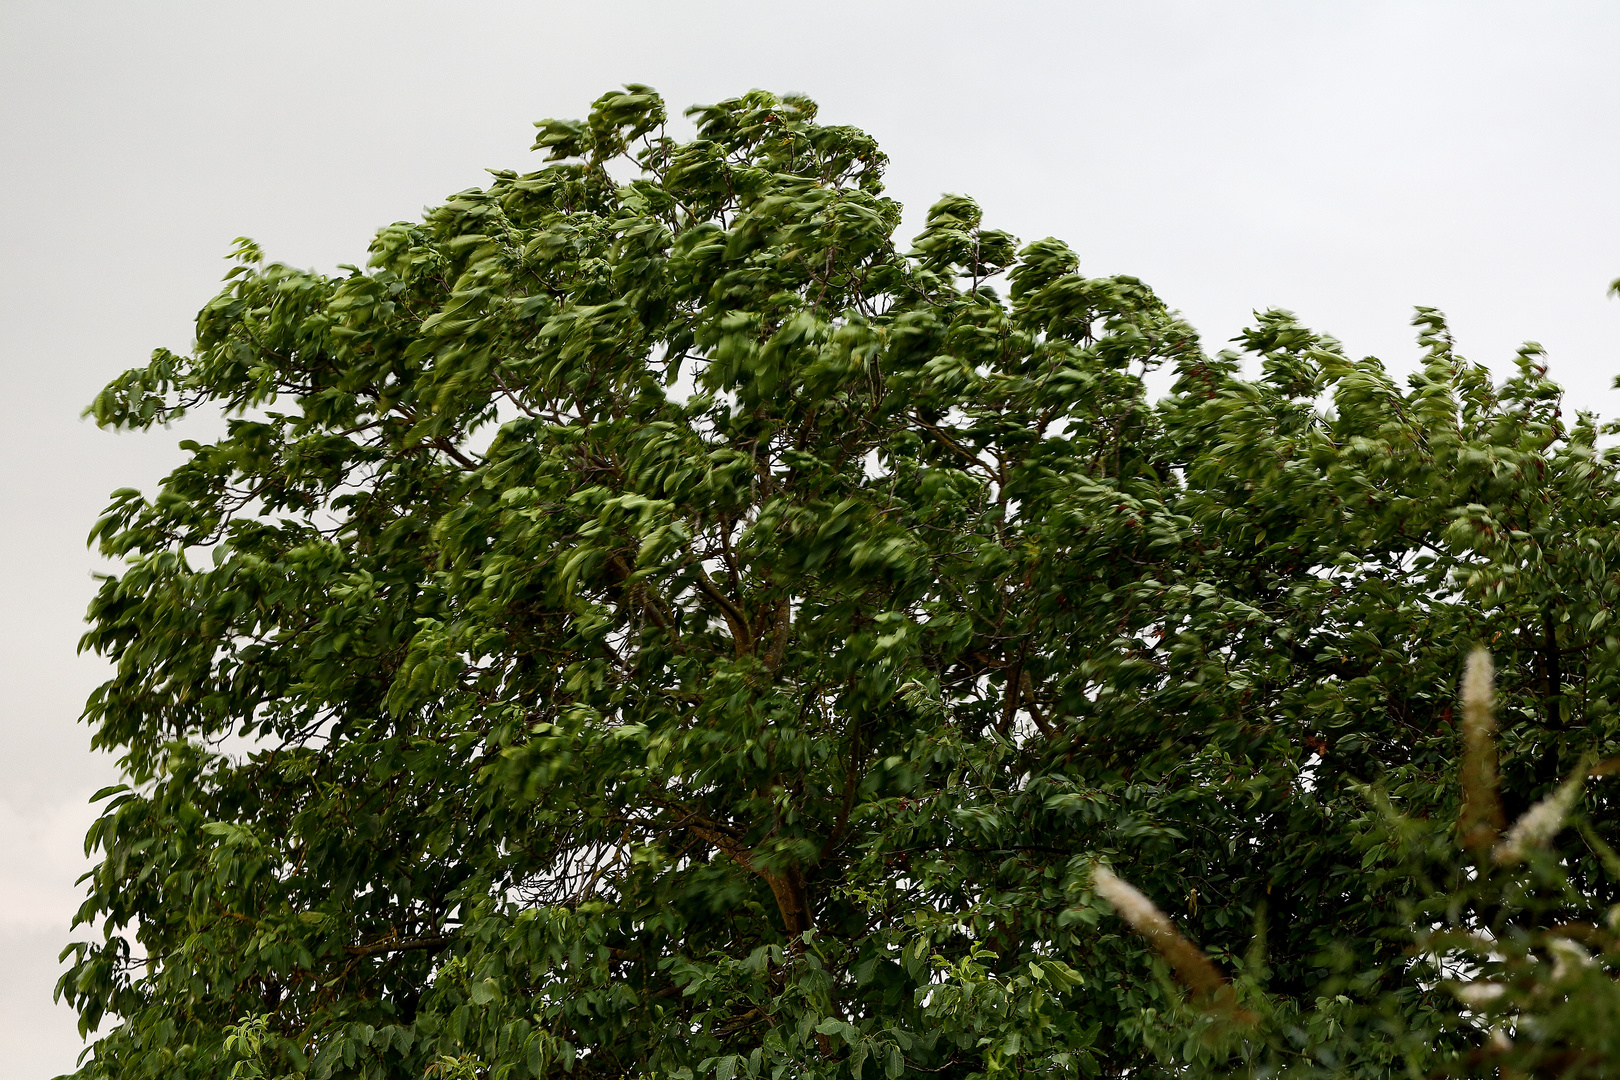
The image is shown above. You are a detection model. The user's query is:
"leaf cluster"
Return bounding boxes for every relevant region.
[61,87,1620,1079]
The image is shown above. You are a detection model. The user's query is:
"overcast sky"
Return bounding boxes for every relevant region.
[3,1,1618,1074]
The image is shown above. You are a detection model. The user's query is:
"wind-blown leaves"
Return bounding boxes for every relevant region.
[60,86,1620,1079]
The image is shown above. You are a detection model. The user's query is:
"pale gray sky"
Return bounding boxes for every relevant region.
[3,1,1618,1074]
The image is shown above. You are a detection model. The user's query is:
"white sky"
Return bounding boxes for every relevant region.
[3,1,1618,1073]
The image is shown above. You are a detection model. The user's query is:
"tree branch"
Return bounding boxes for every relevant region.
[694,565,753,655]
[344,935,451,958]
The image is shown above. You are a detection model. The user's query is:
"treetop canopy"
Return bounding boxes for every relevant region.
[63,85,1620,1079]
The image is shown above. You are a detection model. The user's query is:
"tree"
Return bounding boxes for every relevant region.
[60,85,1620,1079]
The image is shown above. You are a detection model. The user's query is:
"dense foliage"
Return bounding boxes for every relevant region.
[61,86,1620,1078]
